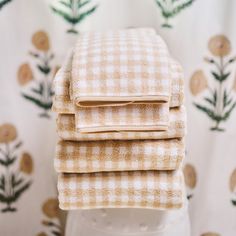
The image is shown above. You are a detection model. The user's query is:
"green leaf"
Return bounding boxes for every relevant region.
[75,5,98,24]
[13,141,22,150]
[223,89,234,108]
[222,101,236,121]
[172,0,195,17]
[0,175,5,191]
[51,6,77,24]
[223,89,227,108]
[21,93,52,110]
[194,103,221,122]
[0,192,7,203]
[204,97,216,107]
[59,0,71,8]
[51,231,61,236]
[0,158,7,166]
[155,0,170,18]
[0,156,15,166]
[31,81,44,96]
[37,64,50,75]
[221,72,230,81]
[211,71,230,82]
[6,156,16,166]
[79,0,91,8]
[13,181,32,202]
[13,178,24,188]
[231,199,236,206]
[213,90,217,104]
[211,71,221,81]
[0,0,12,10]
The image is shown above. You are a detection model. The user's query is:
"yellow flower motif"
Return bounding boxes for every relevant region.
[208,35,231,57]
[42,198,60,219]
[183,164,197,189]
[32,31,50,52]
[229,169,236,192]
[17,63,33,86]
[190,70,208,96]
[0,124,17,143]
[201,232,220,236]
[36,232,48,236]
[19,152,33,174]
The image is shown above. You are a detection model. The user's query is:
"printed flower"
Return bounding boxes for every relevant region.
[201,232,220,236]
[17,63,33,86]
[42,198,59,219]
[230,169,236,192]
[32,31,50,52]
[0,123,17,143]
[183,164,197,189]
[208,35,231,57]
[19,152,33,174]
[190,70,208,96]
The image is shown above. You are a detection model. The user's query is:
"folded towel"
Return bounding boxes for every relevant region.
[56,106,186,141]
[52,52,184,114]
[58,170,184,210]
[55,139,184,173]
[74,103,169,133]
[71,28,171,107]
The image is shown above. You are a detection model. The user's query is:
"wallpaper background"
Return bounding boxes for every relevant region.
[0,0,236,236]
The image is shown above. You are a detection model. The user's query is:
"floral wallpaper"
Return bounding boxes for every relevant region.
[0,0,236,235]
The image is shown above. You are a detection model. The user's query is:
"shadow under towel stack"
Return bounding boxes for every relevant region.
[52,28,186,210]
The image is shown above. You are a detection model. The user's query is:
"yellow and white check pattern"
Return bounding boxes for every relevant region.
[52,29,186,210]
[55,139,184,173]
[52,52,184,114]
[71,29,171,106]
[74,103,169,133]
[56,106,186,141]
[58,170,184,210]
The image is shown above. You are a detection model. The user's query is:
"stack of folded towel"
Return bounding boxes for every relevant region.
[52,28,186,210]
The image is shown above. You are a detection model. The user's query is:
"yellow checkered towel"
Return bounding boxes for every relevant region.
[74,103,169,133]
[58,170,184,210]
[52,50,184,114]
[56,106,186,141]
[55,139,184,173]
[71,28,172,107]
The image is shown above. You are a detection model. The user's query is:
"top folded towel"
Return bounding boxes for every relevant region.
[71,28,171,107]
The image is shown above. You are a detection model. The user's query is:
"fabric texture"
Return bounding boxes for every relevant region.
[52,29,186,211]
[58,170,184,210]
[56,106,186,141]
[52,51,184,114]
[54,139,184,173]
[71,28,171,107]
[74,103,169,133]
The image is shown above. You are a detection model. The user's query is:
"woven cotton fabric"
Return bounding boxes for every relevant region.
[58,170,184,210]
[74,103,169,133]
[71,28,171,106]
[55,139,184,173]
[52,52,184,114]
[56,106,186,141]
[52,29,186,211]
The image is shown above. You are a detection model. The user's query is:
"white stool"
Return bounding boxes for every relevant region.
[65,201,190,236]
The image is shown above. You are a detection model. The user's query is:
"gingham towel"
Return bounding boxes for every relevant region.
[55,139,184,173]
[58,170,184,210]
[52,50,184,114]
[56,106,186,141]
[74,103,169,133]
[71,28,171,107]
